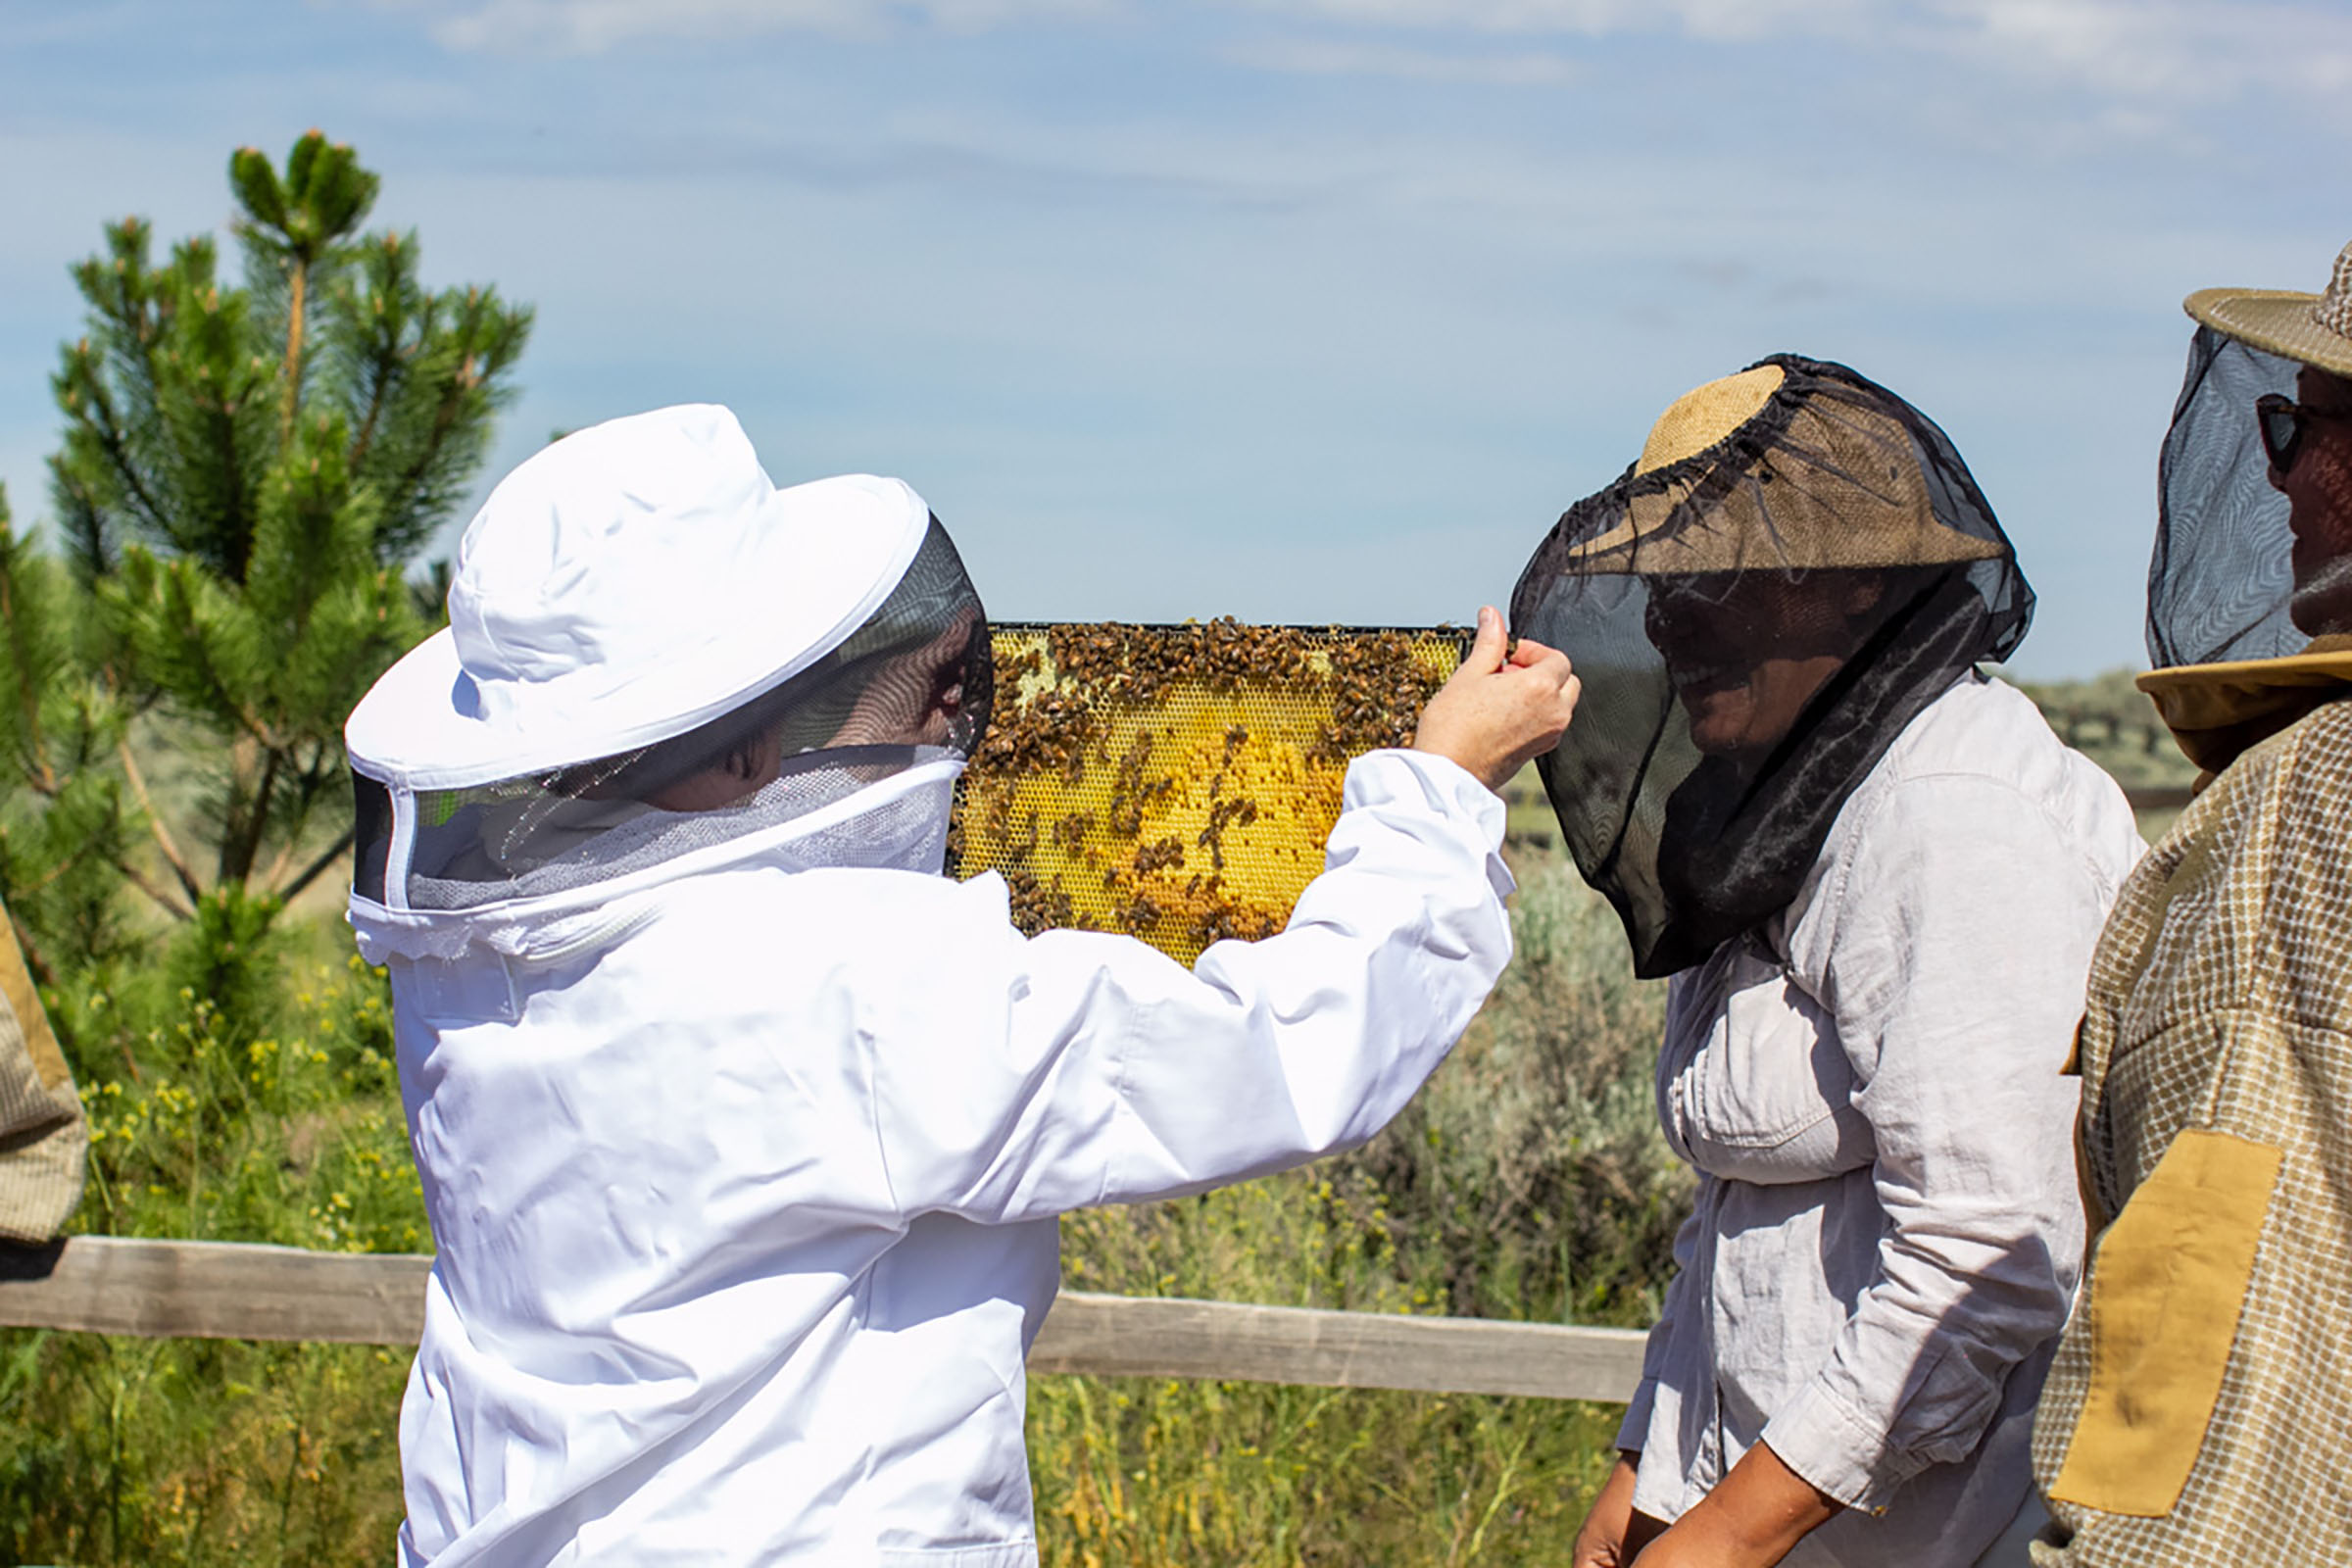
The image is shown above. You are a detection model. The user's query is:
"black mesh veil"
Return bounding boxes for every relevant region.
[1510,356,2031,978]
[354,517,992,910]
[2147,325,2305,667]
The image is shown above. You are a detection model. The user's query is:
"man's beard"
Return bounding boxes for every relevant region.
[2290,550,2352,638]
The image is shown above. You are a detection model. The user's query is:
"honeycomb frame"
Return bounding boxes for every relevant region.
[948,619,1467,964]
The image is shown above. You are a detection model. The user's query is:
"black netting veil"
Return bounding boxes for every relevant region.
[2147,325,2304,668]
[1510,355,2031,978]
[359,516,992,911]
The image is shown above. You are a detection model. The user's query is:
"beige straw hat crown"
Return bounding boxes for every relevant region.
[2184,239,2352,378]
[1637,365,1786,475]
[1563,362,2006,575]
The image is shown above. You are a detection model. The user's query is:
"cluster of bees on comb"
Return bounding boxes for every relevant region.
[947,619,1457,965]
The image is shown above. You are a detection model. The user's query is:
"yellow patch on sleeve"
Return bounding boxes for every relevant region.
[2047,1129,2282,1518]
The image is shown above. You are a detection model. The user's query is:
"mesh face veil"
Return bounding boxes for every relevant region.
[1510,355,2031,978]
[2147,326,2307,668]
[351,515,991,916]
[2136,243,2352,774]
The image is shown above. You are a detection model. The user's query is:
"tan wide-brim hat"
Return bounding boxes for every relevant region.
[2184,240,2352,378]
[1563,363,2008,574]
[2137,635,2352,775]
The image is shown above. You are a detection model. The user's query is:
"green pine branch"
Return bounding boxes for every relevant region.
[8,131,531,974]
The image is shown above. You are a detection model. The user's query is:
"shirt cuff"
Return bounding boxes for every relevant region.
[1343,749,1511,874]
[1760,1377,1918,1516]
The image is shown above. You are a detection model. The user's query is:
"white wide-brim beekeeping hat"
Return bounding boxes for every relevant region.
[348,405,932,793]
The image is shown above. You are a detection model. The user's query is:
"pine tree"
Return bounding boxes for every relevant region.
[1,131,530,979]
[0,484,138,982]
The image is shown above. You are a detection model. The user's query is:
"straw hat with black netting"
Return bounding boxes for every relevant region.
[2139,239,2352,774]
[1511,355,2030,977]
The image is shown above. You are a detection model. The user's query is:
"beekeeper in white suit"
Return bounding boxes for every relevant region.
[344,404,1580,1568]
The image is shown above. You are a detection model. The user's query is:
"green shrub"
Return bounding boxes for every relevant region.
[1030,1373,1624,1567]
[1023,860,1677,1565]
[1,924,417,1565]
[66,934,414,1255]
[0,1333,409,1568]
[1339,859,1686,1328]
[1036,1159,1638,1566]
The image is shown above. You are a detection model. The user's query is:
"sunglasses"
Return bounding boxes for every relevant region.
[2255,392,2352,473]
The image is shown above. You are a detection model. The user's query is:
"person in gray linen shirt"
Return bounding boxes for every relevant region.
[1508,357,2144,1568]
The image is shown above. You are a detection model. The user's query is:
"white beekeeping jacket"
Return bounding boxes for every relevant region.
[345,406,1515,1568]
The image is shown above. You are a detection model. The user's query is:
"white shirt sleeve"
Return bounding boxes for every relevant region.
[863,749,1514,1224]
[1759,773,2101,1510]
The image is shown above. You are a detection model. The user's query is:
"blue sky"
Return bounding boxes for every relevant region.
[3,0,2348,675]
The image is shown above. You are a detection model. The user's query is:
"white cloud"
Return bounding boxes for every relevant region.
[411,0,1109,53]
[1226,36,1583,84]
[1223,0,1872,41]
[1229,0,2352,119]
[1924,0,2352,106]
[393,0,2352,123]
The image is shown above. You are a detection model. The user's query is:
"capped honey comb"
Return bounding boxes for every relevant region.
[948,620,1463,965]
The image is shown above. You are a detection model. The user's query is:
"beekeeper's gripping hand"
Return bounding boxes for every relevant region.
[1410,605,1580,794]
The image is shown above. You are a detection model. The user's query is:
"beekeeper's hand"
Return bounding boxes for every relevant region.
[1411,605,1579,793]
[1569,1455,1645,1568]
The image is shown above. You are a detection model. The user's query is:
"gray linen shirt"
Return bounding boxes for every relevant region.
[1616,675,2144,1568]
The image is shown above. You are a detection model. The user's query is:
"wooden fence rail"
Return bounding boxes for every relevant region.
[0,1236,1648,1403]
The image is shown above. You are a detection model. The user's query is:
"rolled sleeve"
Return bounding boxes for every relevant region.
[1763,774,2096,1511]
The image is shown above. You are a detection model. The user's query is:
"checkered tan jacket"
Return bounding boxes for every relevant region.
[2032,698,2352,1563]
[0,904,85,1244]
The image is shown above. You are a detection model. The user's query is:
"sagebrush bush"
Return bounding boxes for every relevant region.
[1340,859,1688,1327]
[1022,861,1680,1565]
[1034,1164,1636,1566]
